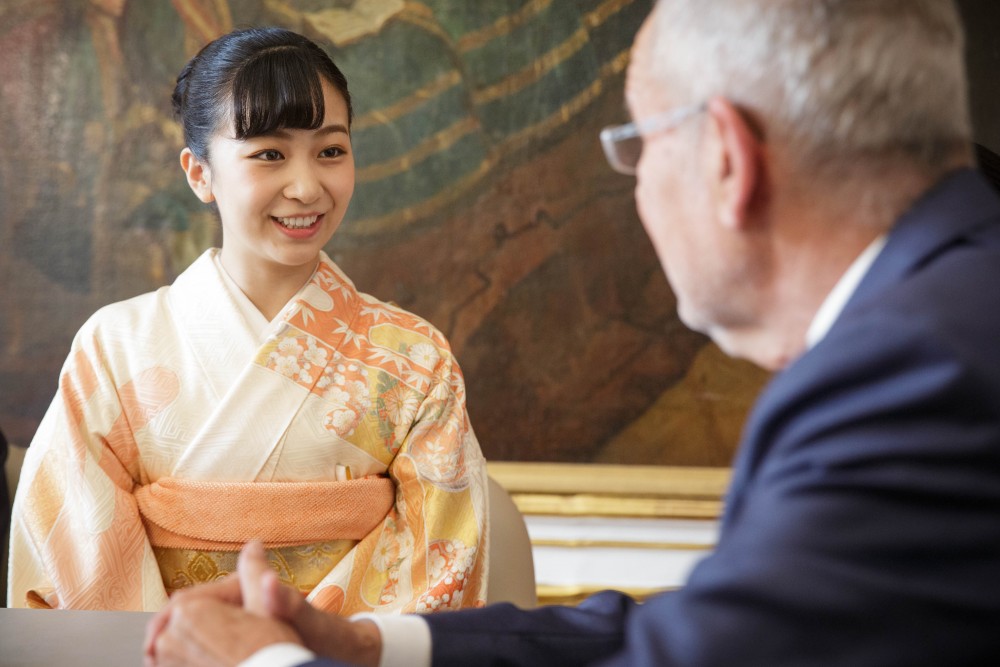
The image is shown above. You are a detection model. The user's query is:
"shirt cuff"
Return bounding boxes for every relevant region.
[351,613,432,667]
[238,642,316,667]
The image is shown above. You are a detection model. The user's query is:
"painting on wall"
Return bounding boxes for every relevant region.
[0,0,770,469]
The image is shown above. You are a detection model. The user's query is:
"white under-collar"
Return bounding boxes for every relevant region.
[210,250,272,339]
[805,234,888,349]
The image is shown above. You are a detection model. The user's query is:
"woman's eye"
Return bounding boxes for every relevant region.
[320,146,346,159]
[253,149,283,161]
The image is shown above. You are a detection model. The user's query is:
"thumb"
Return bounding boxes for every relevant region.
[238,540,271,616]
[261,572,332,650]
[261,567,303,622]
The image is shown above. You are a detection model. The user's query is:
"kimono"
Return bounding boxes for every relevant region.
[7,249,489,613]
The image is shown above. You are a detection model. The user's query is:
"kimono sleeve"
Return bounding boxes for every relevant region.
[7,323,168,610]
[396,350,490,612]
[340,345,490,614]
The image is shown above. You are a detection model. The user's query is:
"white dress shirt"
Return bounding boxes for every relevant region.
[805,235,887,348]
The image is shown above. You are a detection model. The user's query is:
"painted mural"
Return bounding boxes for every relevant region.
[0,0,770,465]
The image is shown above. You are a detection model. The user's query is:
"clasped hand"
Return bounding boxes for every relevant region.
[143,541,381,667]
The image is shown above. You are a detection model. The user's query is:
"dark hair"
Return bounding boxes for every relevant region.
[171,27,353,161]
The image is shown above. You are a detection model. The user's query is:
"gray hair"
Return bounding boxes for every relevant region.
[651,0,972,178]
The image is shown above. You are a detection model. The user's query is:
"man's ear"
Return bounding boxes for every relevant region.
[703,96,763,230]
[180,148,215,203]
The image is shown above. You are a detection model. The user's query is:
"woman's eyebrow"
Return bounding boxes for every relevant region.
[264,124,350,139]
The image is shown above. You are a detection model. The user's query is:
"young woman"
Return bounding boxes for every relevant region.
[8,27,489,614]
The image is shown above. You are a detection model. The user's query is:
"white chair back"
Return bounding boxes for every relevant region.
[485,475,537,608]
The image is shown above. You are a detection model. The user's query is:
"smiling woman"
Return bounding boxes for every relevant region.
[7,27,490,616]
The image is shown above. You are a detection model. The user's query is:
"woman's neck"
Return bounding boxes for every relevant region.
[219,251,319,321]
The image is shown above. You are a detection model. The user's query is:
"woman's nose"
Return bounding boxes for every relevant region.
[283,162,322,203]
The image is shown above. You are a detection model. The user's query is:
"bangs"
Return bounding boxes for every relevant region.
[230,46,326,139]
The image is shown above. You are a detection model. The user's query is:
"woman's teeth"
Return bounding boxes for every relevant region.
[276,215,319,229]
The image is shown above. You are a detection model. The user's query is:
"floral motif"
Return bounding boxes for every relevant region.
[428,375,454,401]
[378,529,413,573]
[303,339,329,366]
[408,416,470,490]
[414,540,477,613]
[277,337,304,357]
[383,383,420,426]
[320,359,372,437]
[325,385,351,404]
[408,342,440,370]
[292,541,347,572]
[371,533,402,572]
[365,517,416,606]
[325,408,359,435]
[378,569,402,605]
[272,354,301,379]
[264,332,329,387]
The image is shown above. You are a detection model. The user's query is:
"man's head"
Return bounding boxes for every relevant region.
[645,0,971,181]
[623,0,973,368]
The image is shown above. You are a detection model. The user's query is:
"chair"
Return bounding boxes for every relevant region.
[485,475,537,608]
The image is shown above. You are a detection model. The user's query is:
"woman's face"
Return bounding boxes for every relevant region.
[187,78,355,279]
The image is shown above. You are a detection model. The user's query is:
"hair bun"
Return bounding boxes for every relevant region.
[171,61,194,118]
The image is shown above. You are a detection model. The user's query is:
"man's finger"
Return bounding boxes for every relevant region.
[238,540,270,615]
[144,605,172,662]
[143,604,173,666]
[262,567,300,620]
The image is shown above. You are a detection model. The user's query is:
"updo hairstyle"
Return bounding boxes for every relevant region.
[171,27,353,162]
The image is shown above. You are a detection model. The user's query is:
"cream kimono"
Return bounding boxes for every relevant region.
[8,249,489,613]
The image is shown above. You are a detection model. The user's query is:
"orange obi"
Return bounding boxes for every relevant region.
[135,476,395,596]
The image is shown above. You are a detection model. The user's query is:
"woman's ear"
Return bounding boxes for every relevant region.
[180,148,215,203]
[703,96,764,230]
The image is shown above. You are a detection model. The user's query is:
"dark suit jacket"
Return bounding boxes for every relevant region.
[298,169,1000,666]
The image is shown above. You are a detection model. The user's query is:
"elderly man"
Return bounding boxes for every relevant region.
[146,0,1000,665]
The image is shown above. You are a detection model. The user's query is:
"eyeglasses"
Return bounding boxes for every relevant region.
[599,103,706,175]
